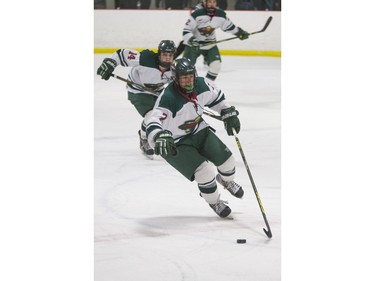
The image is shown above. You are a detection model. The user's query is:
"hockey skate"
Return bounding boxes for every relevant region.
[138,130,154,159]
[209,197,232,218]
[216,174,244,199]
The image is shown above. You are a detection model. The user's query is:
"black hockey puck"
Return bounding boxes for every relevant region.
[237,239,246,244]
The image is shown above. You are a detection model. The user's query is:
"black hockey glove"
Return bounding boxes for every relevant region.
[154,130,177,157]
[221,106,241,136]
[97,58,117,80]
[235,27,249,40]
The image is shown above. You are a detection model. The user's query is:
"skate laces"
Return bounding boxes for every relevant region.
[210,199,229,213]
[217,174,240,193]
[226,181,241,194]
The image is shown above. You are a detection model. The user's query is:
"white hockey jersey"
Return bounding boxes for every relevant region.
[146,77,231,148]
[111,49,172,95]
[183,8,240,50]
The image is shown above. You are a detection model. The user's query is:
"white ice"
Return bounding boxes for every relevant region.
[94,55,281,281]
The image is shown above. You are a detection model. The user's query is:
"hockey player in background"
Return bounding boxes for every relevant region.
[182,0,250,81]
[146,58,244,218]
[96,40,177,159]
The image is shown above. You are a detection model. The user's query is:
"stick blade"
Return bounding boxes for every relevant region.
[262,16,273,32]
[250,16,273,35]
[263,228,272,238]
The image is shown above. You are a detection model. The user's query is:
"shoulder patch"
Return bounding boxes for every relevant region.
[194,77,210,96]
[216,9,227,18]
[191,8,206,19]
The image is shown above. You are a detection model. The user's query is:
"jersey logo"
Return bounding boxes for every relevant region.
[198,26,215,36]
[127,51,137,60]
[178,116,201,134]
[160,113,167,121]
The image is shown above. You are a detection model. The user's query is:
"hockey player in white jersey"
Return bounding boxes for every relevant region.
[182,0,250,81]
[146,58,244,218]
[96,40,176,158]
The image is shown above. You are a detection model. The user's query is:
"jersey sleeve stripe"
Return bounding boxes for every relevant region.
[206,90,225,107]
[116,49,128,67]
[224,24,236,32]
[146,123,163,136]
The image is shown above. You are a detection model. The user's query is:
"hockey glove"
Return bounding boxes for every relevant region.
[235,27,249,40]
[188,36,200,52]
[97,58,117,80]
[154,130,177,157]
[221,106,241,136]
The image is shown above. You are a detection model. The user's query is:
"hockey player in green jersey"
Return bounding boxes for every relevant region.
[182,0,250,81]
[146,58,244,218]
[96,40,176,159]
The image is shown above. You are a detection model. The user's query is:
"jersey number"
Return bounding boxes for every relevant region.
[127,51,137,60]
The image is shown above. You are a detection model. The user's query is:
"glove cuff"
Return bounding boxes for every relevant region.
[154,130,173,140]
[221,106,238,120]
[235,27,243,36]
[104,58,117,68]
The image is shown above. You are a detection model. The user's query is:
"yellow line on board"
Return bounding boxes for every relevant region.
[94,48,281,57]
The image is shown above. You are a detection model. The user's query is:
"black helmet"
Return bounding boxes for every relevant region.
[171,58,197,93]
[158,40,176,55]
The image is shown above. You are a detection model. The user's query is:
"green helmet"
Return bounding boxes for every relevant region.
[171,58,197,94]
[158,40,176,55]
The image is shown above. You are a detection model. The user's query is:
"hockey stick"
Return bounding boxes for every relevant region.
[232,128,272,239]
[200,16,273,47]
[110,73,160,96]
[110,73,222,120]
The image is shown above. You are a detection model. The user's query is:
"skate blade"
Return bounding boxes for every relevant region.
[143,153,154,160]
[224,214,234,220]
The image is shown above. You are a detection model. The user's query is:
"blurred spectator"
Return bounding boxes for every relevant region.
[217,0,228,9]
[165,0,184,9]
[274,0,281,10]
[235,0,255,10]
[140,0,151,8]
[94,0,106,9]
[116,0,138,9]
[155,0,163,8]
[115,0,150,9]
[255,0,274,10]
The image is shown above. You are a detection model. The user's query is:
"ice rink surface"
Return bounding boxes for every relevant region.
[94,54,281,281]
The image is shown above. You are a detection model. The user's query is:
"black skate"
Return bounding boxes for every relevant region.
[216,174,244,199]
